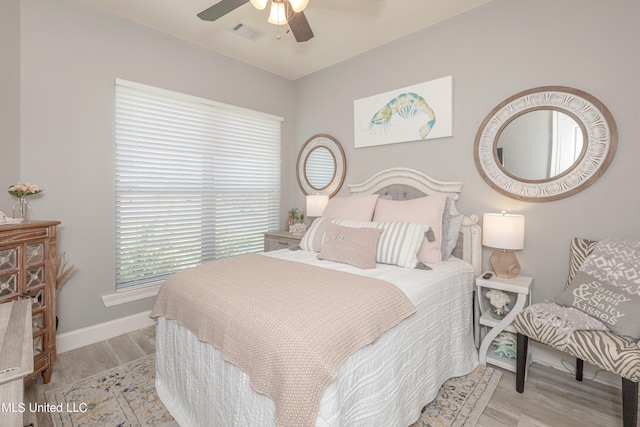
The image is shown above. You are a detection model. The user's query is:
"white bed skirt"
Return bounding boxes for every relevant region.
[155,276,478,427]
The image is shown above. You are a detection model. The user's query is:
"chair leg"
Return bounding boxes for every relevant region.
[622,377,638,427]
[576,358,584,381]
[516,333,528,393]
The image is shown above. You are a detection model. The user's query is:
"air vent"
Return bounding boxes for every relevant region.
[229,22,265,41]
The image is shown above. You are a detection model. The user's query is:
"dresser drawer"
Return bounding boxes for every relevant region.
[263,231,303,252]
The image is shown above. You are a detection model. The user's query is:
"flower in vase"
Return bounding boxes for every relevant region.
[8,182,42,221]
[288,207,305,223]
[8,182,42,198]
[486,289,511,317]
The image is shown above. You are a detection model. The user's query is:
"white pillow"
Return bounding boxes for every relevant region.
[300,217,333,252]
[445,213,464,259]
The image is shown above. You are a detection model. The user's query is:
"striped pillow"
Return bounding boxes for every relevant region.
[300,217,334,252]
[335,219,429,269]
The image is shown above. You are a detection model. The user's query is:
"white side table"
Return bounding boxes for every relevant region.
[477,273,533,373]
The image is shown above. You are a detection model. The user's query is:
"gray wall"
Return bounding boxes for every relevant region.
[0,0,21,210]
[6,0,640,335]
[16,0,295,333]
[292,0,640,304]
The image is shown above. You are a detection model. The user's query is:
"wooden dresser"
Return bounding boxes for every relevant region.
[0,220,60,384]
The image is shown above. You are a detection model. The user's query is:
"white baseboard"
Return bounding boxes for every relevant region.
[56,310,154,354]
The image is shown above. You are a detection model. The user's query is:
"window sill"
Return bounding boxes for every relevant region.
[102,283,162,307]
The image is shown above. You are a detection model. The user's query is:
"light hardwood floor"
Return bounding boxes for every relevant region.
[23,326,156,427]
[23,326,634,427]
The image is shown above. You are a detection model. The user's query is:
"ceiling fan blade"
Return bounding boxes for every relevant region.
[198,0,250,22]
[288,10,314,42]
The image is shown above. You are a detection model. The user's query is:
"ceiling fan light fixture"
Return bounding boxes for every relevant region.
[288,0,309,13]
[249,0,268,10]
[268,2,288,25]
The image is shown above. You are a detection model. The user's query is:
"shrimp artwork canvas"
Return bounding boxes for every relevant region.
[354,76,453,148]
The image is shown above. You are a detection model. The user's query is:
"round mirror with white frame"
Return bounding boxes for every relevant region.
[474,86,617,202]
[297,134,346,197]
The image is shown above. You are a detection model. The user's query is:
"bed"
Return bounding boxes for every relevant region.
[151,167,482,427]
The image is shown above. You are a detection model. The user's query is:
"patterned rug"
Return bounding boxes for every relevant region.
[46,355,500,427]
[411,364,501,427]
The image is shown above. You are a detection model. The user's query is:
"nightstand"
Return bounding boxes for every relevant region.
[477,273,533,373]
[263,230,304,252]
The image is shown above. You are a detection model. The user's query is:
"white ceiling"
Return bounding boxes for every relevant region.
[73,0,493,80]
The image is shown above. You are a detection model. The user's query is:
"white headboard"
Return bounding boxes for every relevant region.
[348,167,482,276]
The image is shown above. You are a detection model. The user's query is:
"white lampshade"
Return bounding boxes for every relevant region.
[250,0,268,10]
[268,2,288,25]
[482,212,525,250]
[288,0,309,13]
[306,194,329,217]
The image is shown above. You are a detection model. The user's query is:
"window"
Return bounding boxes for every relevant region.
[115,79,282,292]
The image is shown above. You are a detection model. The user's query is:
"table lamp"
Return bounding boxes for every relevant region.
[482,211,525,278]
[306,194,329,218]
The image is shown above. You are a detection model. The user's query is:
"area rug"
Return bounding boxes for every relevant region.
[411,364,502,427]
[46,355,500,427]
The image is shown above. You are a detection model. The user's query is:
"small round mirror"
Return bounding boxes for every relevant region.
[297,134,346,197]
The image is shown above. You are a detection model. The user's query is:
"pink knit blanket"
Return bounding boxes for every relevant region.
[150,253,416,427]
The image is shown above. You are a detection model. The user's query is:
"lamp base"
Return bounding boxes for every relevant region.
[489,249,521,278]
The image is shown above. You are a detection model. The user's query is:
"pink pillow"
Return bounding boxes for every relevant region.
[321,194,380,221]
[372,195,447,264]
[318,223,383,269]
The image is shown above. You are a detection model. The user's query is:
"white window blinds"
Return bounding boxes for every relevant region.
[115,79,282,291]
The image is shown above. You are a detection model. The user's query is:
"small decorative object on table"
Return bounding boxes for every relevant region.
[486,289,511,319]
[289,222,307,235]
[491,331,517,359]
[0,211,21,225]
[8,181,42,220]
[287,207,306,235]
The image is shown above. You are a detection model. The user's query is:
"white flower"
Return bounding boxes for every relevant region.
[8,181,42,198]
[486,290,511,309]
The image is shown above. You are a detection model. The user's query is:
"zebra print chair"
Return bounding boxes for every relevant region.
[513,238,639,427]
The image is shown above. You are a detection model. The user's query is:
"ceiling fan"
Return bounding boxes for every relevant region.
[198,0,314,42]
